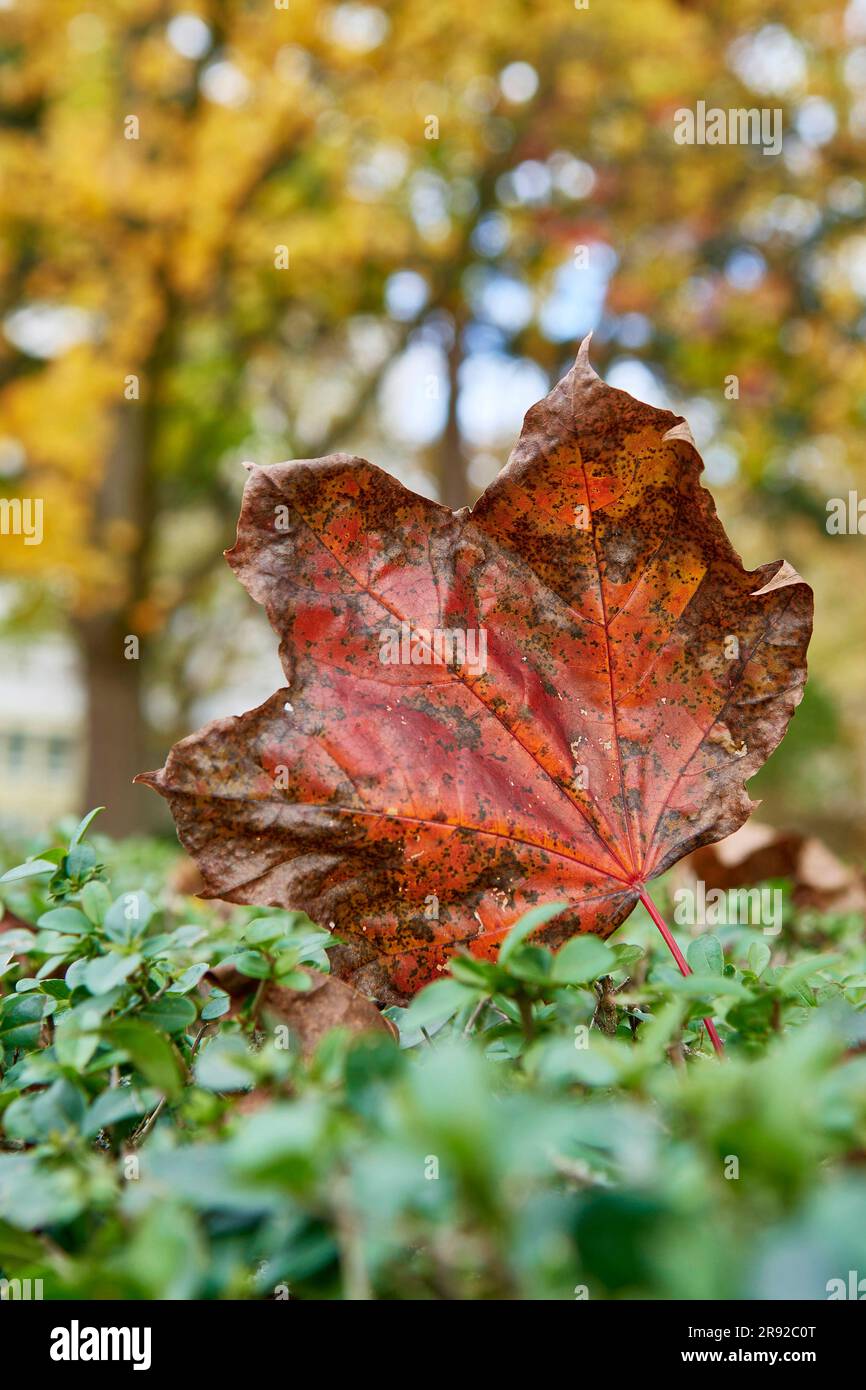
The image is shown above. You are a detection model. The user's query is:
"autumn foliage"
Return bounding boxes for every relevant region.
[139,342,812,1001]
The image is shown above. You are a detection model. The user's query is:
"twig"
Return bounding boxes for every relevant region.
[462,996,487,1036]
[132,1096,165,1146]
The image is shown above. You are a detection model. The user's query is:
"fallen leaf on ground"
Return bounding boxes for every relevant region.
[203,962,395,1055]
[685,821,865,914]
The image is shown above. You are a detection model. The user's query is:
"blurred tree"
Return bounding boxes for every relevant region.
[0,0,864,838]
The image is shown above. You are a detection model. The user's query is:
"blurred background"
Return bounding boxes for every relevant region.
[0,0,864,854]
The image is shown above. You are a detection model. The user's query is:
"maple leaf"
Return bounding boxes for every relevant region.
[137,339,812,1022]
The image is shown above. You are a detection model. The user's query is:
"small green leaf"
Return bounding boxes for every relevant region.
[245,917,292,946]
[167,963,210,994]
[0,1152,87,1229]
[80,879,112,926]
[103,890,155,945]
[401,978,474,1033]
[83,1083,157,1138]
[201,990,230,1021]
[140,995,198,1034]
[551,935,616,985]
[69,806,105,847]
[498,902,568,966]
[232,949,272,979]
[168,926,208,948]
[64,843,98,880]
[0,992,47,1035]
[612,943,645,970]
[0,858,56,884]
[194,1034,253,1091]
[39,978,71,1000]
[687,935,724,977]
[84,951,142,995]
[748,940,772,976]
[36,954,70,980]
[275,968,314,990]
[0,928,34,956]
[777,955,840,994]
[104,1019,183,1098]
[4,1078,86,1143]
[54,1010,100,1070]
[37,906,92,937]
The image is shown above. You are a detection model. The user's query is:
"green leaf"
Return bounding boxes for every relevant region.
[103,890,155,945]
[449,956,501,989]
[276,968,314,990]
[83,1084,158,1138]
[39,978,71,1000]
[245,917,293,945]
[64,957,90,991]
[36,953,70,980]
[687,935,724,977]
[748,940,772,976]
[84,951,142,995]
[140,995,198,1034]
[37,906,93,937]
[54,1008,101,1070]
[69,806,105,846]
[4,1078,86,1143]
[167,926,208,949]
[64,843,98,880]
[104,1020,183,1098]
[612,943,644,970]
[200,990,230,1021]
[0,927,34,957]
[167,962,210,994]
[551,935,617,984]
[194,1034,253,1091]
[0,993,47,1048]
[272,949,300,979]
[80,879,112,926]
[400,978,473,1035]
[232,949,272,979]
[0,1153,88,1229]
[777,955,841,995]
[0,858,56,884]
[498,902,568,966]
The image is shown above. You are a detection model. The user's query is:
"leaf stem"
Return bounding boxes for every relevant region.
[517,994,535,1042]
[638,889,724,1059]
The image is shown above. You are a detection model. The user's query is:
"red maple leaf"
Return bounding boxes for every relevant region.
[138,339,812,1052]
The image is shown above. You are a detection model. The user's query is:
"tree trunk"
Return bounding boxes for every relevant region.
[436,324,471,511]
[75,614,158,837]
[73,380,163,836]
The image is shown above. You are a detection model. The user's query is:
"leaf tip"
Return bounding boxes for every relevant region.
[575,331,599,378]
[751,559,804,596]
[133,768,163,790]
[662,419,697,448]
